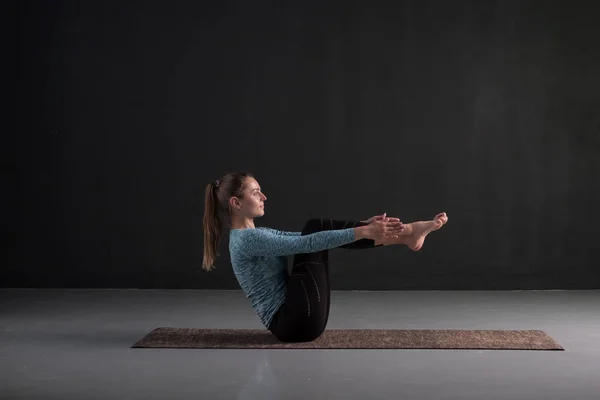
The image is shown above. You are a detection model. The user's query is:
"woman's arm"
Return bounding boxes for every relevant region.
[238,227,370,257]
[257,227,302,236]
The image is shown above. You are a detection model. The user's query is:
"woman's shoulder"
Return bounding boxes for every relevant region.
[229,228,272,255]
[229,227,270,243]
[230,227,272,235]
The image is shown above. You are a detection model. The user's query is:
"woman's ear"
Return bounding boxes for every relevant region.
[229,196,241,210]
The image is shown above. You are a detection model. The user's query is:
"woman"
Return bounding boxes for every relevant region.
[203,171,448,343]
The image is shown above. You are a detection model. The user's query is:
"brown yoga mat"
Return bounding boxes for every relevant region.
[131,328,564,350]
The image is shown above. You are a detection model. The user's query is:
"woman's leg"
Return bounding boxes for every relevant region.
[269,218,380,342]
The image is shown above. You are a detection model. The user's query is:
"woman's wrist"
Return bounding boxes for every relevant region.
[354,225,370,240]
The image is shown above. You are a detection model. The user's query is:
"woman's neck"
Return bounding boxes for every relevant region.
[230,216,255,230]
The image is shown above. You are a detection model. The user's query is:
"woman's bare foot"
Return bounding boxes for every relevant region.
[403,212,448,251]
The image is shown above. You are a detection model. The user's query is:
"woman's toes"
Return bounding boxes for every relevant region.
[433,213,448,226]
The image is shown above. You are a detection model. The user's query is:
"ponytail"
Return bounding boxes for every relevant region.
[201,171,253,271]
[202,182,222,271]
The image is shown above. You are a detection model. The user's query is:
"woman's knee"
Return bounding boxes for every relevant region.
[301,218,323,235]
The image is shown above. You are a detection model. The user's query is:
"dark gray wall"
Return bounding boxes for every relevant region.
[9,0,600,290]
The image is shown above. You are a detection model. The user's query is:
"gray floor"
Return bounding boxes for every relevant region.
[1,289,599,400]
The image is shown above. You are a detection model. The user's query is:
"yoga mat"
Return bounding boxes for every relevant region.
[132,328,564,350]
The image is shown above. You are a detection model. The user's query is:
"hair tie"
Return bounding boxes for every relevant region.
[213,179,220,188]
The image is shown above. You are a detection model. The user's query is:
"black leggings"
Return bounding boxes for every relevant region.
[268,218,381,342]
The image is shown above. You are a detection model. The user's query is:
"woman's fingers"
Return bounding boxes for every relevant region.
[385,221,403,226]
[386,222,404,229]
[383,225,404,235]
[375,220,404,239]
[387,226,404,232]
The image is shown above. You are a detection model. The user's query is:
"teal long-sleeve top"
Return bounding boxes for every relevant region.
[228,226,356,328]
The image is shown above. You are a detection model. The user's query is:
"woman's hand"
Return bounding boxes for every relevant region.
[355,219,404,241]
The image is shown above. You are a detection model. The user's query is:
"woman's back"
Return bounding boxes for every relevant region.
[228,227,290,328]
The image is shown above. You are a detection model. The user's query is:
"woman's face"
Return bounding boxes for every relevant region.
[234,177,267,218]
